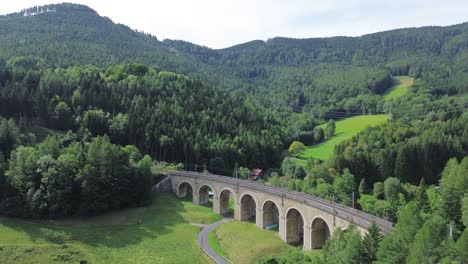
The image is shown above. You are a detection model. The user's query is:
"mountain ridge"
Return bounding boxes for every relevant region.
[1,3,467,111]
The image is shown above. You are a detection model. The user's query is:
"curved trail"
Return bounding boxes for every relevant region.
[197,217,233,264]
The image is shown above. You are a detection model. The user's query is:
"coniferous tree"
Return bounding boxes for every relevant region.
[360,222,383,264]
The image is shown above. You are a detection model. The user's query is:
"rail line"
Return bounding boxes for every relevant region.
[164,170,394,233]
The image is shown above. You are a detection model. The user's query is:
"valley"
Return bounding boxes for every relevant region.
[0,3,466,264]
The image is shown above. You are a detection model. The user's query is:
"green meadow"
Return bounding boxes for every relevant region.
[0,193,222,264]
[383,76,414,100]
[295,115,389,162]
[208,221,301,264]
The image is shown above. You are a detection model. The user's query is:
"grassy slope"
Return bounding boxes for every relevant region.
[208,221,300,264]
[0,193,222,264]
[383,76,414,100]
[296,115,389,162]
[290,76,414,165]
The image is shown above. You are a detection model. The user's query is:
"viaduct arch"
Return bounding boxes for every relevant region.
[170,171,393,250]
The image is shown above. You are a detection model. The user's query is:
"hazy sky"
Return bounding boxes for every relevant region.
[1,0,467,49]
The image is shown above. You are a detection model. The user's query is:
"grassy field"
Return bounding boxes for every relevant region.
[295,115,389,162]
[0,193,222,264]
[208,221,301,264]
[383,76,414,100]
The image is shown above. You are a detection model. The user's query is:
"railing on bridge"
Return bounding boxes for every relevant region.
[160,170,394,233]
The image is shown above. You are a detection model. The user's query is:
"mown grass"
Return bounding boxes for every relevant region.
[295,115,389,162]
[383,76,414,100]
[0,193,222,264]
[207,231,226,258]
[208,221,300,264]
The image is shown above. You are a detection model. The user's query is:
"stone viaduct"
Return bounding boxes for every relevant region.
[166,170,393,250]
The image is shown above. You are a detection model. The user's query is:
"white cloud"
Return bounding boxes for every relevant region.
[1,0,467,48]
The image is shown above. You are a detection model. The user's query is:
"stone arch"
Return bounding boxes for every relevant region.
[240,193,257,221]
[262,200,281,229]
[218,188,236,216]
[311,217,331,248]
[285,207,305,245]
[198,184,215,205]
[177,181,193,199]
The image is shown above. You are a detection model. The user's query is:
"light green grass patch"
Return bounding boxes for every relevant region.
[210,221,299,264]
[207,230,226,258]
[383,76,414,100]
[0,193,221,264]
[296,115,389,162]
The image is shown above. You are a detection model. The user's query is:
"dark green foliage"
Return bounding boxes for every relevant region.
[334,116,467,186]
[438,157,468,228]
[1,4,468,119]
[0,117,19,159]
[0,152,6,200]
[332,169,355,205]
[373,182,384,199]
[384,177,401,200]
[358,179,367,195]
[407,214,448,264]
[294,166,307,179]
[326,120,336,138]
[463,194,468,227]
[360,222,383,264]
[453,229,468,262]
[1,133,155,218]
[323,226,362,264]
[313,127,325,144]
[0,61,285,171]
[415,178,430,213]
[376,202,423,264]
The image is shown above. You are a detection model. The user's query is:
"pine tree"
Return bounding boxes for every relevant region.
[415,178,430,213]
[360,222,383,264]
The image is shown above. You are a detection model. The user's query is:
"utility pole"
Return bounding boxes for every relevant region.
[352,192,355,208]
[294,174,297,191]
[449,221,453,239]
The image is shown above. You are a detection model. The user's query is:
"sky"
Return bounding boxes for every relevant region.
[1,0,467,49]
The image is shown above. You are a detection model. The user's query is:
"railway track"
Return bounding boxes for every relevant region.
[162,170,394,233]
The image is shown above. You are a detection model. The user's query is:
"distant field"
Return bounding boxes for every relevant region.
[0,193,221,264]
[295,115,389,162]
[208,221,301,264]
[383,76,414,100]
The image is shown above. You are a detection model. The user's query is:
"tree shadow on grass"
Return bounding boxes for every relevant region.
[0,193,202,249]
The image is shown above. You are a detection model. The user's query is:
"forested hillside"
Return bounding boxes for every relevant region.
[1,3,467,115]
[0,60,287,170]
[0,3,467,264]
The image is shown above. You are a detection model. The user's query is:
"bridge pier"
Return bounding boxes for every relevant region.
[192,192,201,205]
[234,201,241,221]
[279,216,287,242]
[213,195,220,214]
[303,226,312,250]
[256,208,263,228]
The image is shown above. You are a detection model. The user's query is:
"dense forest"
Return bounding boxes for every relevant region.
[0,58,288,169]
[1,3,467,115]
[0,3,467,264]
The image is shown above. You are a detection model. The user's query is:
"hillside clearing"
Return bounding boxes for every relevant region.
[295,115,389,162]
[383,76,414,100]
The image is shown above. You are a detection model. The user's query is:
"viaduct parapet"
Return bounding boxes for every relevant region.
[167,171,393,250]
